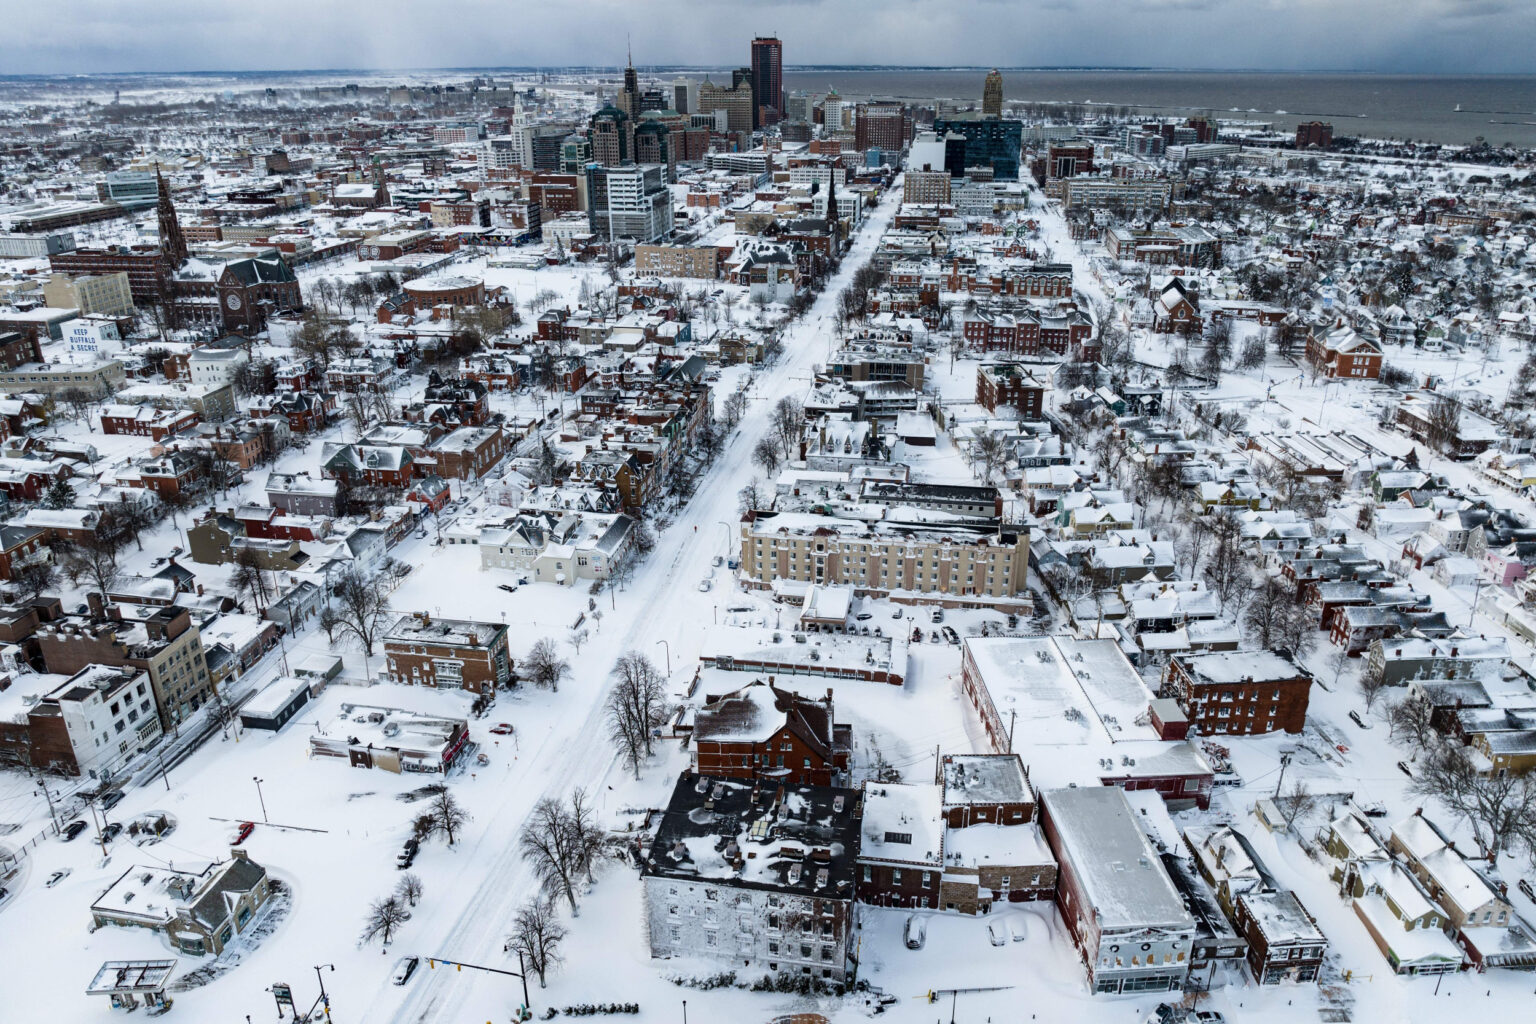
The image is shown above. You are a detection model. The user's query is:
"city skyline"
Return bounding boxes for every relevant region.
[3,0,1533,76]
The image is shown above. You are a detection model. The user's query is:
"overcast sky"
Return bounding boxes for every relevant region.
[5,0,1534,75]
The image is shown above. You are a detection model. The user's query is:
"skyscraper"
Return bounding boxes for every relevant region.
[983,69,1003,117]
[750,36,784,129]
[617,44,640,118]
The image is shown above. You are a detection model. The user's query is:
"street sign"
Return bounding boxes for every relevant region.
[273,981,296,1017]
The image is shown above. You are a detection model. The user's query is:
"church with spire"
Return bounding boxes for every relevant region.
[155,165,188,268]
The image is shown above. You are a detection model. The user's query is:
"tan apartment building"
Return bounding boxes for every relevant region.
[739,510,1029,608]
[635,244,720,280]
[42,272,135,316]
[903,170,952,205]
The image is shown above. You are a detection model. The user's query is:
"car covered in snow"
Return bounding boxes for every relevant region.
[390,955,419,985]
[903,914,926,950]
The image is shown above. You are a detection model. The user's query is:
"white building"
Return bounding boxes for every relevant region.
[477,511,634,585]
[37,665,163,782]
[187,346,250,388]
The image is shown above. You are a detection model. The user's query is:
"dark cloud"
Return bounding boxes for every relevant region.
[0,0,1530,74]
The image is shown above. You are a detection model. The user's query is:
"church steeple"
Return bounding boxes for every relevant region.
[155,164,187,268]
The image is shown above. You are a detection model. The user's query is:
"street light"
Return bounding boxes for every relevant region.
[253,776,269,824]
[655,639,670,677]
[314,964,335,1021]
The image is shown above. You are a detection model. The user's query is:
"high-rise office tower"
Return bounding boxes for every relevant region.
[617,43,640,117]
[983,69,1003,117]
[750,36,784,129]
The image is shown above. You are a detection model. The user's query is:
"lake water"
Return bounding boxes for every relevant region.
[781,69,1536,147]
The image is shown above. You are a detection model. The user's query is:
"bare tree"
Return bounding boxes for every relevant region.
[11,560,58,604]
[738,478,769,515]
[359,895,408,946]
[231,548,272,613]
[770,396,804,462]
[721,389,748,430]
[567,786,607,885]
[1273,778,1318,835]
[752,435,782,476]
[519,797,582,913]
[1425,395,1462,454]
[1358,658,1389,713]
[605,651,671,778]
[414,788,471,847]
[329,566,390,659]
[394,873,423,907]
[970,428,1009,484]
[1201,512,1251,613]
[66,535,122,599]
[1387,693,1436,752]
[1244,576,1293,648]
[1411,744,1536,864]
[507,897,566,988]
[523,637,571,692]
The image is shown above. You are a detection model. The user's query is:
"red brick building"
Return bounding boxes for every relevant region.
[976,363,1048,417]
[963,307,1094,358]
[690,682,851,787]
[1305,325,1382,380]
[382,613,512,694]
[1162,650,1313,736]
[100,405,199,440]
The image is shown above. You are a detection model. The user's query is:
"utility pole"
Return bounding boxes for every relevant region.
[1274,752,1292,800]
[1008,710,1017,753]
[36,777,60,833]
[254,776,269,823]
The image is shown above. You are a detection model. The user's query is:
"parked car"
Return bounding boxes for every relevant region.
[1143,1004,1188,1024]
[698,580,712,592]
[62,820,88,842]
[101,822,123,842]
[0,887,8,903]
[1519,878,1535,902]
[903,914,926,950]
[929,608,944,624]
[987,919,1007,946]
[397,838,419,869]
[856,612,873,621]
[712,555,724,567]
[498,584,518,593]
[100,791,124,811]
[1397,760,1417,779]
[46,869,71,888]
[1349,710,1371,730]
[231,821,255,845]
[390,955,420,985]
[490,723,514,736]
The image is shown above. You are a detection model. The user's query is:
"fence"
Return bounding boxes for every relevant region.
[0,826,51,873]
